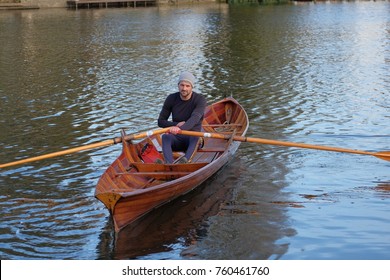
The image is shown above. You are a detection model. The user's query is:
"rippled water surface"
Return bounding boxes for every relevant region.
[0,2,389,260]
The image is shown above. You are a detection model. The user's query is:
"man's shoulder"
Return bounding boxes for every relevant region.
[192,92,207,105]
[165,92,180,102]
[192,92,206,101]
[167,92,179,98]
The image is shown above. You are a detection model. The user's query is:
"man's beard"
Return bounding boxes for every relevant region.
[180,90,191,99]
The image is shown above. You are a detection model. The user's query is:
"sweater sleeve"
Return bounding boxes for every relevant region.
[180,94,207,131]
[157,94,178,128]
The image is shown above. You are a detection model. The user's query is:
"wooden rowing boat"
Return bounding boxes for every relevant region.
[95,97,249,232]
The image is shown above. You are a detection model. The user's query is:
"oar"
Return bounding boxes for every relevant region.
[0,128,170,169]
[179,130,390,162]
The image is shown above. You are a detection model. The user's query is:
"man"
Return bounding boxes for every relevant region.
[157,71,207,163]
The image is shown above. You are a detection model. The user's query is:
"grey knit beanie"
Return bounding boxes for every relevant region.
[178,71,195,88]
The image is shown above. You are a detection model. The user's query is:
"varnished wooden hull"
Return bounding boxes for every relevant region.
[95,97,249,232]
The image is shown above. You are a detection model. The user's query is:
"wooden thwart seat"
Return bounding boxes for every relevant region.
[117,171,191,180]
[131,162,207,172]
[115,162,208,180]
[198,147,226,152]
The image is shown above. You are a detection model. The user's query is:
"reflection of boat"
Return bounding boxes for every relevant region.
[95,97,249,232]
[374,183,390,192]
[111,168,239,259]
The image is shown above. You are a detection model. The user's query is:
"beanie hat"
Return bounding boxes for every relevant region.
[178,71,195,88]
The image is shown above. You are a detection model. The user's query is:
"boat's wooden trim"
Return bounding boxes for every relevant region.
[202,124,242,127]
[210,106,223,125]
[130,162,208,172]
[117,171,192,180]
[198,148,226,152]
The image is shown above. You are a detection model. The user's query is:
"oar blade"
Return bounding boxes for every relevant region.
[374,151,390,161]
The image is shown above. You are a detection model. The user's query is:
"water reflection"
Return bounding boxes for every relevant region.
[96,157,294,260]
[0,2,389,259]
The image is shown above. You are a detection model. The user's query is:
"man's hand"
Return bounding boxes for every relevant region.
[169,126,181,135]
[169,122,185,135]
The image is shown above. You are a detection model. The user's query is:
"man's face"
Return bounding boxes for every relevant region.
[178,81,193,100]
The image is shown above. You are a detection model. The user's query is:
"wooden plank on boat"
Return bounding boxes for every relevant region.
[130,162,208,172]
[117,171,192,180]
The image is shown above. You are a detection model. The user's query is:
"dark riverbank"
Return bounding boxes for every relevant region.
[0,3,39,9]
[1,0,299,10]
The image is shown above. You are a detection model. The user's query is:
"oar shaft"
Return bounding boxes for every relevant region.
[123,128,170,142]
[0,140,115,169]
[179,130,387,160]
[0,128,171,169]
[238,136,372,156]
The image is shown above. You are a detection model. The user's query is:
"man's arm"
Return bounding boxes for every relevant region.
[179,94,207,131]
[157,95,178,128]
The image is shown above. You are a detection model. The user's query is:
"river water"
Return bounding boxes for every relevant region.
[0,2,389,260]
